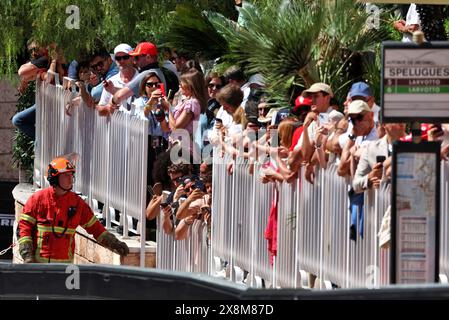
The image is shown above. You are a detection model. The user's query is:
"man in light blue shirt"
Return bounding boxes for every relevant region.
[89,49,119,102]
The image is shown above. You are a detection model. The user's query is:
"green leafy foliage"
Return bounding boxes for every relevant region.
[0,0,237,75]
[162,4,229,61]
[12,82,36,182]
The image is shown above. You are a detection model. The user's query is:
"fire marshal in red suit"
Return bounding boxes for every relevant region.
[18,157,129,263]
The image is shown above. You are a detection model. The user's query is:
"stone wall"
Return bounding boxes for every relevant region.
[0,79,19,182]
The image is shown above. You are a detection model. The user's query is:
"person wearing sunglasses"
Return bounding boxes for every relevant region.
[337,100,378,178]
[111,42,179,110]
[131,72,171,193]
[13,41,56,139]
[88,48,119,103]
[335,100,379,242]
[96,44,138,116]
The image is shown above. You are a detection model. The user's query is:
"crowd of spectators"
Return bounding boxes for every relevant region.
[13,2,449,258]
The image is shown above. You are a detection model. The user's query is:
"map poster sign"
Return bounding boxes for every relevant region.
[391,141,440,284]
[381,41,449,123]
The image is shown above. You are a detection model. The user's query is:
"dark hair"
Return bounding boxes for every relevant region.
[138,72,161,97]
[75,61,90,79]
[152,151,172,190]
[224,65,245,82]
[180,59,203,75]
[216,84,243,109]
[91,48,110,60]
[176,48,194,61]
[204,72,226,88]
[168,163,191,177]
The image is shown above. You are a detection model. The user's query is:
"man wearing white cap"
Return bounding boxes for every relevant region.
[337,100,378,177]
[241,73,265,111]
[288,83,334,170]
[337,100,379,241]
[97,44,138,116]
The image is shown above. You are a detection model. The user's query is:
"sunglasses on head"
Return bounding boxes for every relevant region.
[208,83,222,90]
[349,113,365,123]
[90,61,104,70]
[115,55,130,61]
[146,82,160,88]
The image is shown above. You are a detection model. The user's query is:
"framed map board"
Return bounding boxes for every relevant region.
[391,141,440,284]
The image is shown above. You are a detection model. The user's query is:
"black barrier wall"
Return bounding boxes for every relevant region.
[2,264,449,300]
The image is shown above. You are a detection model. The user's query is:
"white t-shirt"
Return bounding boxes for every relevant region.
[293,107,334,151]
[207,105,245,145]
[339,103,380,149]
[98,69,138,112]
[403,4,420,43]
[215,106,234,128]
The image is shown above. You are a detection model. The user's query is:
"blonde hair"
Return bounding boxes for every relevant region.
[180,68,208,113]
[232,106,247,128]
[278,119,296,148]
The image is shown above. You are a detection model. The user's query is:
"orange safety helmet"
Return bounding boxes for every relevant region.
[47,157,76,186]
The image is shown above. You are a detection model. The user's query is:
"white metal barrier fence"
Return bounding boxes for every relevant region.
[34,78,148,266]
[205,155,449,288]
[156,215,210,274]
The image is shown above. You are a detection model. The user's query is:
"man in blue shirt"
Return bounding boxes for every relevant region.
[89,49,119,102]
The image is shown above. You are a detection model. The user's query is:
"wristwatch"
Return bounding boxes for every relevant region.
[348,133,357,141]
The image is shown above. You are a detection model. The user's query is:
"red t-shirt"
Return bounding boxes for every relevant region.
[290,126,304,151]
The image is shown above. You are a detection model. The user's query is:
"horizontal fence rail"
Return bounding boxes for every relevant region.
[34,78,148,266]
[35,77,449,286]
[201,152,449,289]
[156,214,210,274]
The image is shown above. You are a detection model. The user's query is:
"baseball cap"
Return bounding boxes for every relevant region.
[294,95,312,108]
[329,110,344,123]
[349,82,372,98]
[303,83,333,97]
[129,42,158,56]
[114,43,133,55]
[348,100,371,115]
[247,73,265,86]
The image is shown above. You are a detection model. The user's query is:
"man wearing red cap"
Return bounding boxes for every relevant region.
[111,42,178,108]
[289,95,312,153]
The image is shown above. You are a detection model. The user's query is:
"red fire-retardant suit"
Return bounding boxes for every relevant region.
[19,187,108,263]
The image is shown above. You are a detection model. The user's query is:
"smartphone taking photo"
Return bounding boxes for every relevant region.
[160,190,171,208]
[376,155,386,164]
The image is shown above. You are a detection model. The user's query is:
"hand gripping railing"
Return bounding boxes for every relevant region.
[151,142,449,288]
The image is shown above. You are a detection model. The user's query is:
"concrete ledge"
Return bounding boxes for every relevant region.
[12,183,156,267]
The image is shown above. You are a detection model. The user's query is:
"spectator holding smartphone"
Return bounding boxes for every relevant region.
[353,122,406,193]
[133,73,171,190]
[174,177,210,240]
[165,69,208,169]
[96,44,138,116]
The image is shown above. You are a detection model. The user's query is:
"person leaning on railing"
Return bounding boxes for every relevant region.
[174,175,211,241]
[352,123,406,193]
[148,164,192,235]
[13,42,67,140]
